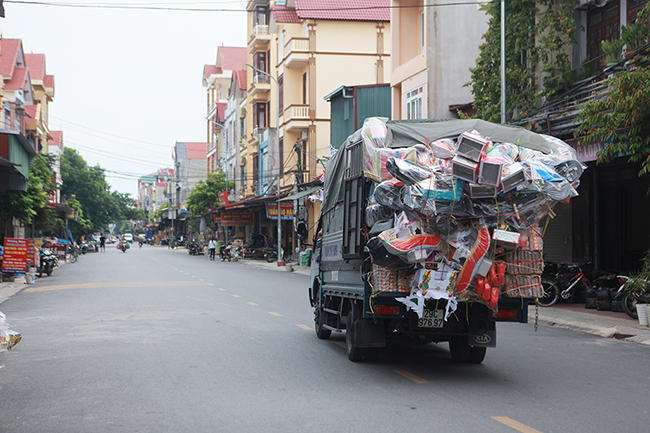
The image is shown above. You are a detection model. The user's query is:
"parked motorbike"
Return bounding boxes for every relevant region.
[241,246,264,260]
[38,250,57,277]
[220,244,243,262]
[188,240,203,256]
[264,246,290,263]
[617,276,650,319]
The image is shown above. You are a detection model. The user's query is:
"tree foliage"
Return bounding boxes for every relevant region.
[574,66,650,177]
[468,0,577,122]
[61,148,144,231]
[187,170,233,216]
[0,153,57,225]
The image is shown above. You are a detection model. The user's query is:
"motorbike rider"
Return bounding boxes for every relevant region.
[208,237,217,261]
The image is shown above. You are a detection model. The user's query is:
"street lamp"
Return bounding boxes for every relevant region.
[246,62,283,265]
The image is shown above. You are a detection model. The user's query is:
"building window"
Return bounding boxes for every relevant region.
[278,75,284,114]
[279,137,284,175]
[302,73,307,105]
[406,86,423,119]
[420,12,425,52]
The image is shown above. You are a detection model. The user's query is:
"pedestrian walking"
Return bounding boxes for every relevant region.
[99,234,106,252]
[208,237,217,261]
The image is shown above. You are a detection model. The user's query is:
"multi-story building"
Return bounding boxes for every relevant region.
[138,168,174,215]
[390,0,487,120]
[24,53,55,155]
[203,46,247,181]
[172,142,207,207]
[240,0,391,254]
[47,131,64,203]
[0,39,38,238]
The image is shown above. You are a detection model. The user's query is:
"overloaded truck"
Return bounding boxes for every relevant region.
[308,118,586,363]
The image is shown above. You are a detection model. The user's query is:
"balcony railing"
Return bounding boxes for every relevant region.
[253,25,269,37]
[254,74,270,85]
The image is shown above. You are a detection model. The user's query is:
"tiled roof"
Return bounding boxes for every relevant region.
[290,0,390,22]
[272,4,301,23]
[49,131,63,150]
[25,105,37,122]
[25,54,45,81]
[0,39,23,78]
[216,46,247,72]
[203,64,221,80]
[44,75,54,89]
[5,67,28,90]
[185,142,207,159]
[216,102,226,122]
[234,69,247,90]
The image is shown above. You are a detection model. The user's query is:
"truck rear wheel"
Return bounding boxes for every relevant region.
[346,303,365,362]
[449,338,486,364]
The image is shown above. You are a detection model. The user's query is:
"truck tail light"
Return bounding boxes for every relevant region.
[373,305,401,316]
[491,308,519,320]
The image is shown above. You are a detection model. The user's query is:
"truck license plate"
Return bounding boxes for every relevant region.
[418,309,444,328]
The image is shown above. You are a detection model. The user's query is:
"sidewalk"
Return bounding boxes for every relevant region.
[2,254,649,345]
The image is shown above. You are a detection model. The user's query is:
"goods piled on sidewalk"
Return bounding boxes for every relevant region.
[356,118,586,319]
[0,311,21,351]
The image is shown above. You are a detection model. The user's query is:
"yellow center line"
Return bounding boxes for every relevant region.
[219,288,226,291]
[24,281,212,293]
[333,341,346,348]
[296,324,311,330]
[268,311,282,317]
[247,302,259,306]
[393,370,429,384]
[232,294,241,298]
[492,417,544,433]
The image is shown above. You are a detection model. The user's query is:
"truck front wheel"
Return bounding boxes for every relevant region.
[314,306,331,340]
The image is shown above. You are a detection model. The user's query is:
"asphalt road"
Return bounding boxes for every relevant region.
[1,245,649,433]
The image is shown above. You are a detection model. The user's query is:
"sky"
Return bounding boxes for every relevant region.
[0,0,248,198]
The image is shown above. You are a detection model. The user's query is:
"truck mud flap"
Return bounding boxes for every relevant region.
[349,319,386,348]
[469,329,496,348]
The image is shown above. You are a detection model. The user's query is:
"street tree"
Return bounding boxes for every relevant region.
[0,153,57,227]
[187,169,233,216]
[467,0,577,122]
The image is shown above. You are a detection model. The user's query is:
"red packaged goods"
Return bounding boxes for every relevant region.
[371,264,412,293]
[454,223,491,293]
[503,275,544,298]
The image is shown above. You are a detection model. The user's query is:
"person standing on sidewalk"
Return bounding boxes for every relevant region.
[99,234,106,252]
[208,237,217,261]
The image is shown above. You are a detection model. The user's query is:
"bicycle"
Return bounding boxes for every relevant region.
[539,261,593,307]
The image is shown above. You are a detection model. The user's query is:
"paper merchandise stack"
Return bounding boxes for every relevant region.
[359,118,586,319]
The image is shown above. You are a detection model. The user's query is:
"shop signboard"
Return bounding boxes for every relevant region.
[214,213,221,223]
[266,202,295,220]
[221,210,253,226]
[1,238,28,273]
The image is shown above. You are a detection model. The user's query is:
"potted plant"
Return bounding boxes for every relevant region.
[622,249,650,325]
[622,3,650,57]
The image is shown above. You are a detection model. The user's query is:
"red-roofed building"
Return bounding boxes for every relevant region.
[48,131,63,202]
[138,168,175,215]
[203,46,246,160]
[0,38,36,206]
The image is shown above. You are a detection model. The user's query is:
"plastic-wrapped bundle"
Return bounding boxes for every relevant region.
[386,157,432,184]
[429,139,457,159]
[366,237,414,271]
[366,203,395,227]
[541,134,579,160]
[533,155,586,182]
[486,143,519,163]
[373,180,404,208]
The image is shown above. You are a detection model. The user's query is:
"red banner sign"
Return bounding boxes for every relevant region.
[266,202,295,220]
[219,191,229,205]
[1,238,29,272]
[220,210,254,226]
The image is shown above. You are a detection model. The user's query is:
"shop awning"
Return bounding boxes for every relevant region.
[278,186,322,202]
